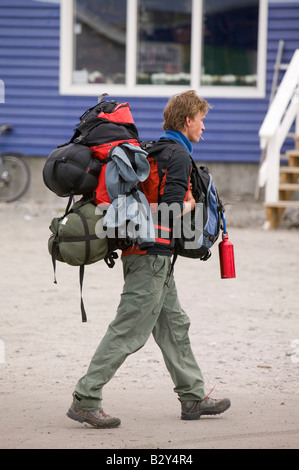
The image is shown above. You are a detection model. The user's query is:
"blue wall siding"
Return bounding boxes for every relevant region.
[0,0,299,163]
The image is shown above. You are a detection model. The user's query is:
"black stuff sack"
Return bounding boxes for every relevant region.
[43,144,103,198]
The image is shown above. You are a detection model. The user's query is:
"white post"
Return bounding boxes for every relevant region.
[296,92,299,140]
[259,51,299,198]
[264,137,280,204]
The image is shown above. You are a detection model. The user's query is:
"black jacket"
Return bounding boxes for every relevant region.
[146,139,192,256]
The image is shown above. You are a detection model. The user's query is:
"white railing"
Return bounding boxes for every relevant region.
[258,49,299,203]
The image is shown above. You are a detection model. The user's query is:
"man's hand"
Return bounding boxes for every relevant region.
[180,187,196,216]
[186,187,196,211]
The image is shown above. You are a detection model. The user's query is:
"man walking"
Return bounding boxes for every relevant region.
[67,90,231,428]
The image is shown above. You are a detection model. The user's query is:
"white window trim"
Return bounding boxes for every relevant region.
[60,0,268,98]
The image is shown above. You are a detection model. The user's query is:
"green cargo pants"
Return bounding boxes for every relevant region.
[74,254,205,410]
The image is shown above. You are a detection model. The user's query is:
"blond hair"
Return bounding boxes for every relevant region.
[163,90,211,132]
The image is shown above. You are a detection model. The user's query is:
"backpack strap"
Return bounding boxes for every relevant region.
[144,140,180,205]
[65,194,74,213]
[104,250,118,268]
[76,209,91,323]
[164,252,178,287]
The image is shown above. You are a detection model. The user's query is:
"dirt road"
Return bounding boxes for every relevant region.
[0,199,298,449]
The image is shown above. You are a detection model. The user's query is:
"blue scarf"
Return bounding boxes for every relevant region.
[159,130,193,155]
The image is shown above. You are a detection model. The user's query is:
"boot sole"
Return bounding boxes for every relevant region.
[66,408,121,428]
[181,401,231,420]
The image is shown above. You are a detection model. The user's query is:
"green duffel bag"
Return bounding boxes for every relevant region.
[48,200,108,266]
[48,200,111,322]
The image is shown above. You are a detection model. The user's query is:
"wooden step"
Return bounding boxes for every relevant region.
[286,150,299,157]
[280,166,299,174]
[279,184,299,200]
[279,183,299,191]
[286,150,299,167]
[288,133,299,149]
[265,200,299,208]
[265,200,299,229]
[280,166,299,184]
[281,150,299,165]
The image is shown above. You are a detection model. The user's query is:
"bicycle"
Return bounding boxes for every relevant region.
[0,125,30,202]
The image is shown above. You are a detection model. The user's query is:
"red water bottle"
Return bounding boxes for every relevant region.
[218,214,236,279]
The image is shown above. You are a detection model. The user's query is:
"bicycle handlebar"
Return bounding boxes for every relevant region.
[0,125,13,135]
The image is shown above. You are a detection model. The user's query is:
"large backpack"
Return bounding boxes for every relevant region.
[62,95,140,149]
[43,97,146,321]
[140,140,224,262]
[43,96,141,205]
[60,96,141,205]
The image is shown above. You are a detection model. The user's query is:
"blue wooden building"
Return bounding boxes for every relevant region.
[0,0,299,196]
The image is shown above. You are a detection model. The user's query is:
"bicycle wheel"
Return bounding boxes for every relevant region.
[0,154,30,202]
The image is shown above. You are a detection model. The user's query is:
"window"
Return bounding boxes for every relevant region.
[73,0,127,85]
[202,0,259,88]
[60,0,268,97]
[136,0,192,86]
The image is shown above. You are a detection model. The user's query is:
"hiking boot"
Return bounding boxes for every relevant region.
[181,396,231,420]
[66,401,121,428]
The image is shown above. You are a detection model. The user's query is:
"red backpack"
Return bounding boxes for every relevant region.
[60,96,141,205]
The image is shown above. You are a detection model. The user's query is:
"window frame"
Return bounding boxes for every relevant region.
[60,0,268,98]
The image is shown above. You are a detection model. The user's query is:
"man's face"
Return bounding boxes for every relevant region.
[184,112,205,143]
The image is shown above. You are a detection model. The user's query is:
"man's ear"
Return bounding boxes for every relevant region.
[185,116,191,129]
